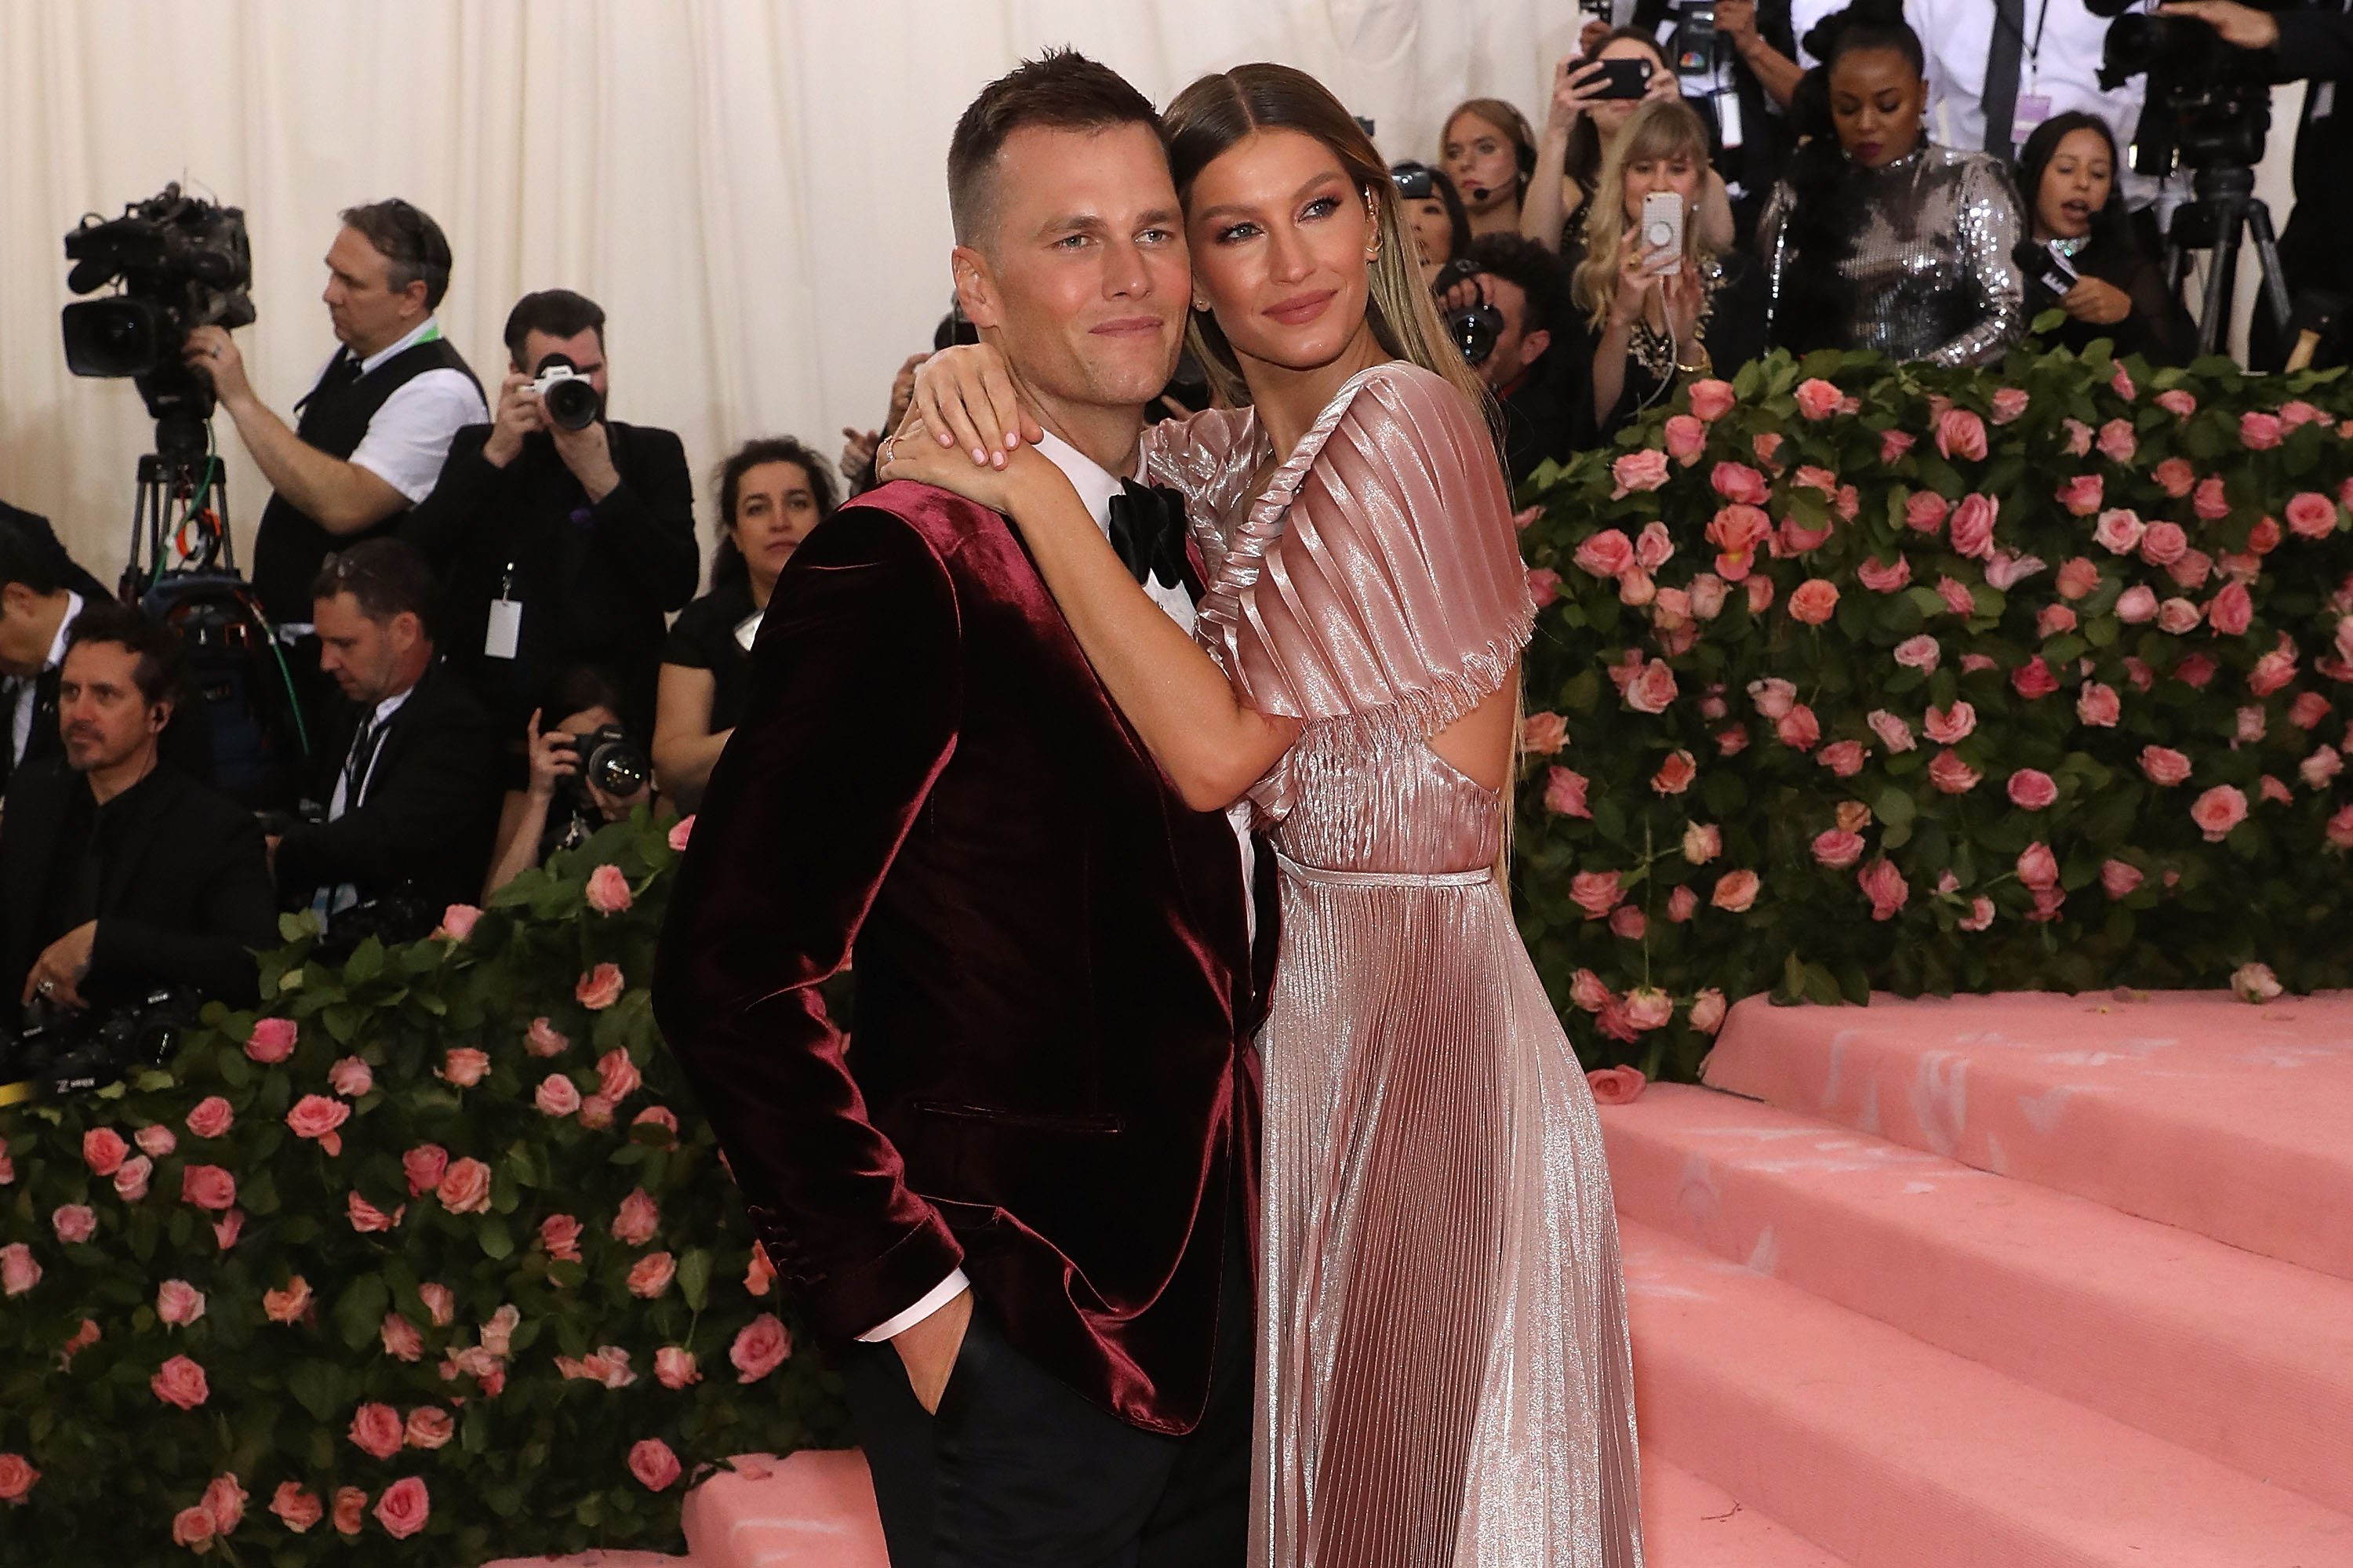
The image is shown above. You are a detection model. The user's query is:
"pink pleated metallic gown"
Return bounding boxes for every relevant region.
[1144,364,1645,1567]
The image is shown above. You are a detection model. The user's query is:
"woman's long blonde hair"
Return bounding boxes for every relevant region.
[1162,64,1493,424]
[1570,98,1718,332]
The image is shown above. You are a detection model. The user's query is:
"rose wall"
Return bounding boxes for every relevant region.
[0,812,848,1563]
[1512,336,2353,1081]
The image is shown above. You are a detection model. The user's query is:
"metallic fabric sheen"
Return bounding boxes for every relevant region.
[1147,365,1646,1568]
[1760,144,2027,367]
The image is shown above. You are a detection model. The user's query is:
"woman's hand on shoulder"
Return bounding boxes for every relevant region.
[879,413,1067,518]
[905,342,1046,470]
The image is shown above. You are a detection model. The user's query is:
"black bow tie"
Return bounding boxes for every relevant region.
[1107,480,1197,595]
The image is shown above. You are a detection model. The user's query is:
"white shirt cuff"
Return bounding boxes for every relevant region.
[856,1268,970,1342]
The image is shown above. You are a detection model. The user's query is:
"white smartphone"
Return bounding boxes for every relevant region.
[1640,191,1685,267]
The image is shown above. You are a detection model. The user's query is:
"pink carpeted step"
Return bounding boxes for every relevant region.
[680,1449,887,1568]
[1641,1450,1849,1566]
[1605,1084,2353,1515]
[1620,1219,2353,1568]
[482,1552,697,1567]
[1700,991,2353,1280]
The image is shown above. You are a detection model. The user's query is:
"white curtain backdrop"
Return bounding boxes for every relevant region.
[0,0,1571,584]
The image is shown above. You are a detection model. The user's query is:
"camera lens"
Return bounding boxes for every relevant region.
[543,376,601,431]
[1449,305,1501,367]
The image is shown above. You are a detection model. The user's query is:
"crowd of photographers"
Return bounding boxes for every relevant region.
[5,0,2351,1090]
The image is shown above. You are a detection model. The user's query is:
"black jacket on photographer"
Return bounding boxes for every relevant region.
[400,419,697,751]
[274,660,500,921]
[0,755,276,1016]
[1633,0,1797,246]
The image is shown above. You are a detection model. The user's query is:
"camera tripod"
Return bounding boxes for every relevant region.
[2164,164,2294,360]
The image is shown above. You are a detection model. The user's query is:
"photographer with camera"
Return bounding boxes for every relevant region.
[483,668,653,899]
[398,289,696,751]
[0,601,274,1023]
[1435,236,1579,486]
[185,199,486,629]
[1627,0,1808,242]
[272,540,500,934]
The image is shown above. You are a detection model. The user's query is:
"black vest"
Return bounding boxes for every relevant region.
[251,336,481,623]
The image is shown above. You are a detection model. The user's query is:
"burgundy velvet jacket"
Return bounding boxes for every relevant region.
[652,481,1270,1435]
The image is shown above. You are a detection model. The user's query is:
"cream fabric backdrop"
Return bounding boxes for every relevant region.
[0,0,1569,586]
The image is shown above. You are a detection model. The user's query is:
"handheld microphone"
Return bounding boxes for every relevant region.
[2013,238,2078,300]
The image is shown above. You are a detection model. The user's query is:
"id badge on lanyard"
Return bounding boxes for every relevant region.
[486,563,522,660]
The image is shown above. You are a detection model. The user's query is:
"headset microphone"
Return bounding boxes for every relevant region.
[1469,185,1493,202]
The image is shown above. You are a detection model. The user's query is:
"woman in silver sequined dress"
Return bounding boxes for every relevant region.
[1758,0,2027,366]
[892,61,1645,1568]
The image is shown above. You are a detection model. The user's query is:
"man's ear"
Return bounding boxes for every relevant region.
[147,697,174,734]
[0,581,30,621]
[391,609,424,656]
[952,246,1001,330]
[1522,326,1552,366]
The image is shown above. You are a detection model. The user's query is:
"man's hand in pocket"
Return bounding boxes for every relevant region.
[892,1287,975,1414]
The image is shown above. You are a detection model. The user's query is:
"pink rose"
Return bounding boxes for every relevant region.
[1651,750,1698,796]
[113,1153,151,1200]
[1667,885,1699,922]
[2195,476,2231,521]
[526,1017,570,1057]
[2017,842,2060,892]
[1747,677,1797,719]
[1794,377,1844,420]
[2233,962,2284,1004]
[436,1158,492,1215]
[2286,492,2338,538]
[1857,555,1911,592]
[535,1073,583,1118]
[2007,769,2060,810]
[1937,406,1989,462]
[286,1093,350,1155]
[578,1093,617,1130]
[1960,896,1998,931]
[2152,457,2197,498]
[2140,521,2190,566]
[327,1057,373,1098]
[52,1202,96,1245]
[2241,410,2283,449]
[1891,635,1942,675]
[667,815,694,852]
[1617,566,1657,607]
[2169,548,2214,591]
[2076,682,2122,728]
[481,1304,520,1358]
[373,1477,430,1541]
[185,1097,234,1141]
[349,1402,404,1459]
[0,1242,38,1297]
[2140,746,2193,786]
[436,903,481,941]
[182,1164,236,1212]
[2093,508,2147,555]
[1929,750,1982,794]
[202,1474,246,1535]
[1812,829,1865,869]
[1935,575,1975,617]
[2011,658,2060,700]
[2157,598,2203,635]
[2038,605,2077,639]
[1689,988,1729,1034]
[541,1213,584,1263]
[2061,417,2094,457]
[1609,904,1647,940]
[1924,702,1977,744]
[1569,872,1624,919]
[1688,573,1729,620]
[1520,711,1569,756]
[1621,658,1678,714]
[595,1047,642,1104]
[627,1251,678,1299]
[83,1127,129,1176]
[2191,784,2249,842]
[245,1017,297,1064]
[1904,490,1951,535]
[1817,739,1866,777]
[2100,860,2145,900]
[634,1105,680,1145]
[152,1354,209,1410]
[0,1453,39,1504]
[2055,474,2104,516]
[213,1210,244,1251]
[158,1278,205,1327]
[1706,503,1773,578]
[630,1438,684,1493]
[1711,870,1761,912]
[1777,704,1822,751]
[380,1312,424,1362]
[1858,858,1910,921]
[1526,567,1562,609]
[1635,520,1675,572]
[2097,417,2137,465]
[1984,551,2046,591]
[402,1144,449,1198]
[2301,745,2343,790]
[576,962,625,1011]
[2115,585,2159,624]
[270,1482,321,1533]
[172,1507,216,1551]
[731,1313,792,1382]
[1989,386,2030,425]
[2249,646,2299,697]
[656,1346,702,1390]
[1610,449,1671,497]
[1664,414,1707,464]
[2282,398,2326,430]
[612,1187,661,1246]
[2157,388,2197,419]
[1689,378,1737,420]
[584,863,635,915]
[1678,822,1722,865]
[2111,364,2137,401]
[2207,580,2253,636]
[1711,460,1771,507]
[2290,692,2333,729]
[438,1047,489,1088]
[333,1487,366,1537]
[405,1407,455,1450]
[265,1275,314,1323]
[1541,766,1591,819]
[135,1123,176,1159]
[1569,970,1613,1013]
[1864,709,1916,754]
[1787,579,1840,624]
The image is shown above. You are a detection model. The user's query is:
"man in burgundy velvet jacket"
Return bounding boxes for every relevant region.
[653,52,1269,1565]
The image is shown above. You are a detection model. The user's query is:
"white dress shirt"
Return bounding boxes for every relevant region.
[331,317,491,504]
[313,684,416,923]
[859,428,1259,1345]
[7,590,81,766]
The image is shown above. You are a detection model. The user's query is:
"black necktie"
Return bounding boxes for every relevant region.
[1983,0,2028,163]
[1106,481,1198,595]
[340,713,386,814]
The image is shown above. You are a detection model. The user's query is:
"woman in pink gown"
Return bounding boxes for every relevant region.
[887,64,1643,1568]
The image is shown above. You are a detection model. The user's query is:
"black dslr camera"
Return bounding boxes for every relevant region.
[0,988,200,1103]
[62,184,256,457]
[1431,257,1504,367]
[558,724,650,813]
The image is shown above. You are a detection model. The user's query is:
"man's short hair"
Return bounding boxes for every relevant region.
[312,538,437,630]
[0,516,67,598]
[338,198,455,311]
[504,289,607,368]
[1466,232,1566,338]
[64,598,186,709]
[946,49,1161,249]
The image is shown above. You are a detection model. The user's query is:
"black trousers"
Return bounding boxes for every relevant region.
[846,1212,1253,1568]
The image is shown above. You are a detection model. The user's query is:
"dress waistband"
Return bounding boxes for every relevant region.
[1275,852,1497,889]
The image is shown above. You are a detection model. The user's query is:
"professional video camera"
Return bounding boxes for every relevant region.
[1431,256,1503,367]
[0,987,199,1104]
[61,184,256,462]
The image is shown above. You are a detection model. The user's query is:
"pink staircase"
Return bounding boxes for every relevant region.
[1605,990,2353,1568]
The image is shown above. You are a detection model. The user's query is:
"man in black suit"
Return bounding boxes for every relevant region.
[0,511,104,798]
[0,601,275,1020]
[400,288,697,751]
[273,539,500,930]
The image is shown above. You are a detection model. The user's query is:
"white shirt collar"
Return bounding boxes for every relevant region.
[350,316,442,377]
[369,686,414,727]
[45,591,84,674]
[1031,428,1141,532]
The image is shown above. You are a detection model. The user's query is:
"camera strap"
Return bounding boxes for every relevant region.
[486,560,522,660]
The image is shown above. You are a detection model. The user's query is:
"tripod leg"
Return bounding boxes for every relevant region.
[2197,212,2235,360]
[2246,203,2297,355]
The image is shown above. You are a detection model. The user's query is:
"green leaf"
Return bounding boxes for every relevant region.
[678,1248,712,1313]
[287,1360,348,1423]
[332,1273,390,1352]
[342,936,385,986]
[1874,788,1917,828]
[478,1217,515,1261]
